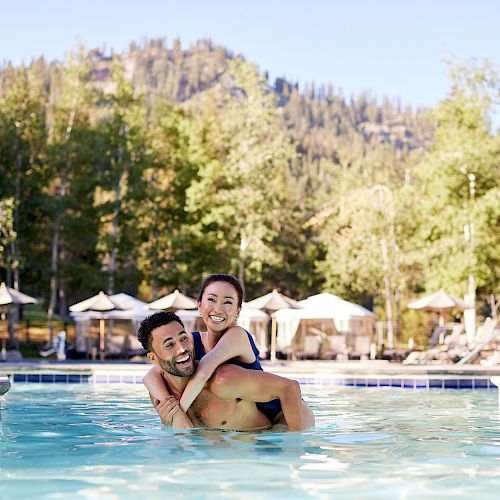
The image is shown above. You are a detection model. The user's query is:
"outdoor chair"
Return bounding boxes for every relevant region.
[405,324,472,365]
[40,330,66,360]
[125,334,147,358]
[106,334,126,359]
[456,318,499,365]
[349,335,372,360]
[296,334,322,360]
[322,334,349,360]
[429,325,446,346]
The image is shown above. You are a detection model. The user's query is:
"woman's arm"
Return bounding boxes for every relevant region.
[179,326,254,412]
[143,365,172,400]
[145,367,195,428]
[154,397,194,429]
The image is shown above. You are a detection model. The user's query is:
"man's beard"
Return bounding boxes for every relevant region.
[156,351,195,378]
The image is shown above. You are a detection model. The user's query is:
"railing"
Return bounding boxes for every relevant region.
[0,320,75,347]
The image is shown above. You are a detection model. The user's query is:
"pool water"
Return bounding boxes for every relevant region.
[1,384,499,499]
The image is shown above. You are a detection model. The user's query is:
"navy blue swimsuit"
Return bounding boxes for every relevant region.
[192,331,283,423]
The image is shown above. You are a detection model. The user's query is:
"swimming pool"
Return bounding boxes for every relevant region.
[1,384,499,499]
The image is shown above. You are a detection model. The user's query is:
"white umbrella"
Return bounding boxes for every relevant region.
[147,289,197,311]
[246,289,302,362]
[408,289,466,326]
[69,291,129,360]
[0,282,38,359]
[245,289,301,311]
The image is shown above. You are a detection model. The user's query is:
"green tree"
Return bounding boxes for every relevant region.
[185,59,295,284]
[414,61,500,298]
[94,60,149,295]
[0,67,47,292]
[132,98,207,297]
[44,47,98,338]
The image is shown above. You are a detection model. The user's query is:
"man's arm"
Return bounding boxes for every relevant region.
[208,364,304,431]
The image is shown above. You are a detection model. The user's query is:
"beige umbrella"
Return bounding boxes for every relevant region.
[147,289,197,311]
[0,282,38,359]
[408,289,466,326]
[69,291,128,360]
[245,289,302,362]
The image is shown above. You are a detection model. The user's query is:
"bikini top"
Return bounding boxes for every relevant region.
[192,330,263,371]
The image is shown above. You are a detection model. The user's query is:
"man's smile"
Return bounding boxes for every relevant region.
[175,353,191,365]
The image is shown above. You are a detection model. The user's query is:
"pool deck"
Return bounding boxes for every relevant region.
[1,359,500,392]
[1,358,500,375]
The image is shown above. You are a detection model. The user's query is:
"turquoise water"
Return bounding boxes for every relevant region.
[1,384,499,499]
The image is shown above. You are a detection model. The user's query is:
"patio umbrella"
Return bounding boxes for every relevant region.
[246,289,302,361]
[0,282,38,360]
[69,291,129,360]
[408,289,467,326]
[147,290,197,311]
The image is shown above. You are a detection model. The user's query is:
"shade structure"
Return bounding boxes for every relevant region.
[0,282,38,360]
[147,290,197,311]
[246,289,302,362]
[69,293,152,356]
[69,291,129,360]
[245,289,301,312]
[273,293,376,358]
[408,289,466,326]
[0,282,37,306]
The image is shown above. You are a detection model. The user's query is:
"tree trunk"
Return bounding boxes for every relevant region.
[58,278,67,321]
[47,103,77,342]
[107,126,127,296]
[150,224,158,300]
[47,218,60,346]
[380,239,394,348]
[487,293,498,320]
[107,173,122,295]
[394,287,401,342]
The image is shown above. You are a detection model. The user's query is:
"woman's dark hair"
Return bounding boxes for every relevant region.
[198,274,244,308]
[137,311,184,352]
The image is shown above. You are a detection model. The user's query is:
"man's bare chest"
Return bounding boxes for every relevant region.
[187,389,237,429]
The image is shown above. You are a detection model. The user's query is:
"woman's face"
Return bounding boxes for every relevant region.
[198,280,241,333]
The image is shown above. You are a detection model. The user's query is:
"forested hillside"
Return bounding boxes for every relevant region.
[1,38,498,342]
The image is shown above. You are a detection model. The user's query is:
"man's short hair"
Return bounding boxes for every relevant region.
[137,311,185,352]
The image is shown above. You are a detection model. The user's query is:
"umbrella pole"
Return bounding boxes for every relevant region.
[270,317,277,362]
[99,317,105,361]
[439,310,445,327]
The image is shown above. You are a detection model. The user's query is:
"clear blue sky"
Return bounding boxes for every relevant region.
[2,0,500,110]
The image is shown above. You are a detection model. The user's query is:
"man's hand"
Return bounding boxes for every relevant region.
[154,396,180,425]
[154,397,194,429]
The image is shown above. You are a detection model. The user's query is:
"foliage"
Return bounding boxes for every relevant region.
[413,60,500,296]
[0,38,498,334]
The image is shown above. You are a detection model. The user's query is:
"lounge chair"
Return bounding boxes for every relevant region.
[349,335,372,360]
[322,334,349,360]
[456,318,499,365]
[125,334,147,358]
[105,334,126,358]
[296,334,322,360]
[40,330,66,360]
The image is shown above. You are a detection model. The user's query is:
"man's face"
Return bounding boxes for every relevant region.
[147,321,196,377]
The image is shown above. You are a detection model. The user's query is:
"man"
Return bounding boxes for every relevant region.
[137,311,314,431]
